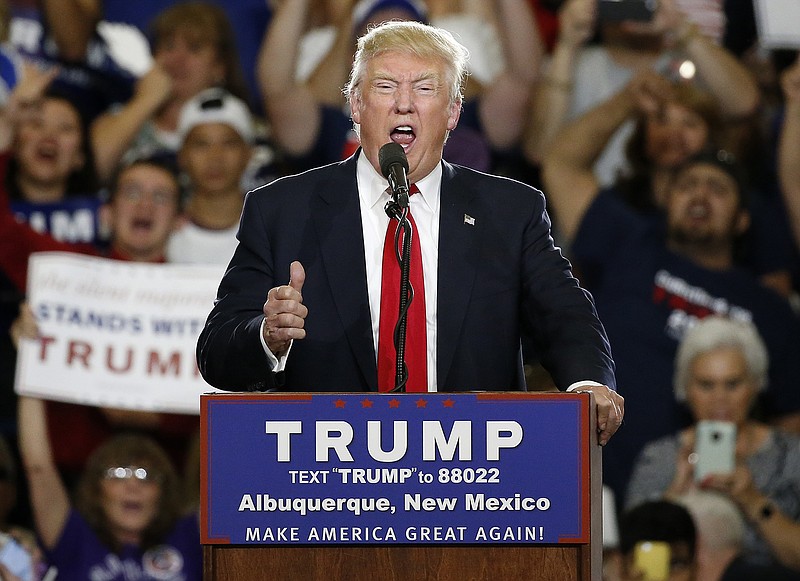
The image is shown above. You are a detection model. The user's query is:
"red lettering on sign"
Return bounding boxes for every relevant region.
[67,340,92,368]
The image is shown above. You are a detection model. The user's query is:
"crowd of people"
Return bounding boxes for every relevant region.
[0,0,799,579]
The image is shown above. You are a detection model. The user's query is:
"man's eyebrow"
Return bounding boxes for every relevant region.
[370,71,440,83]
[371,71,395,80]
[412,72,440,84]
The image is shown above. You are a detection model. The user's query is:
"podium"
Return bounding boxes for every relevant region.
[201,392,602,580]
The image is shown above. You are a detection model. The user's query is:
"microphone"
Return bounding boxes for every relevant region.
[379,143,410,209]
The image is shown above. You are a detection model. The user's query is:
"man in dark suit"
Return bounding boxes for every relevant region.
[197,20,624,445]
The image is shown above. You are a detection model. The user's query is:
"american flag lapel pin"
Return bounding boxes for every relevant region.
[464,214,475,226]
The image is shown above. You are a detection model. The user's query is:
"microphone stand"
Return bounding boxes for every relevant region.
[384,200,414,393]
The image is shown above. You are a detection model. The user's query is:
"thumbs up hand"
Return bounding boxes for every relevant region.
[262,261,308,356]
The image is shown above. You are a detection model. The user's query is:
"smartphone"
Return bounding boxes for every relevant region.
[598,0,657,22]
[0,532,33,581]
[694,420,736,482]
[633,541,671,581]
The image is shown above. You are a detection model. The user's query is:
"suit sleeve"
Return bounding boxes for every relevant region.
[196,190,280,391]
[520,189,617,391]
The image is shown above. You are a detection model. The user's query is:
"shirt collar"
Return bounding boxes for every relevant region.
[356,149,441,214]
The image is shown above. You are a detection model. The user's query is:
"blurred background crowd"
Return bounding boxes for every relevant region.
[0,0,799,579]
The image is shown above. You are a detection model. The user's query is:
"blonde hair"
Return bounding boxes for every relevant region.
[344,20,469,108]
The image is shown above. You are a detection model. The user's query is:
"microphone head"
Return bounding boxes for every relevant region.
[379,142,408,179]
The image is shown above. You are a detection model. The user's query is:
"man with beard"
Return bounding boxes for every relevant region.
[539,69,795,299]
[558,148,800,502]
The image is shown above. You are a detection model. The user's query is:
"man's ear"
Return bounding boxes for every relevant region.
[350,92,362,125]
[447,99,462,132]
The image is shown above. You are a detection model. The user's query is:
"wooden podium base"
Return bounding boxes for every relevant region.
[204,544,591,580]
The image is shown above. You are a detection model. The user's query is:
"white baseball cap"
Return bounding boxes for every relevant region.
[177,87,255,145]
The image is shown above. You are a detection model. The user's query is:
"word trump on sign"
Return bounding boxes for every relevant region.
[15,252,223,414]
[265,420,523,462]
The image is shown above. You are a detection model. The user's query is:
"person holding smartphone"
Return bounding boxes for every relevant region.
[625,316,800,574]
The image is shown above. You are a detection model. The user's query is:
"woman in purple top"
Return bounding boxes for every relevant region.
[18,396,201,580]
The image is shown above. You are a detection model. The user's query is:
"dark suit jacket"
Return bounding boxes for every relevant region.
[197,154,616,393]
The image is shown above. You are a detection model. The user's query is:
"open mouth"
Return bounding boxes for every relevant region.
[131,217,154,233]
[687,203,710,220]
[36,142,58,161]
[119,499,147,517]
[390,125,415,148]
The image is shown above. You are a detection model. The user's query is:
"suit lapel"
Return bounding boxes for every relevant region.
[437,162,479,386]
[311,156,378,390]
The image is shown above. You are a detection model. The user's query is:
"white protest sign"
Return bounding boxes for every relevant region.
[15,252,224,414]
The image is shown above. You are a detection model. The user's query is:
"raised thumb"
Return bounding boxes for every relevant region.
[289,260,305,293]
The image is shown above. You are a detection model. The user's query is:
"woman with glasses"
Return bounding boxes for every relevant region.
[17,395,201,580]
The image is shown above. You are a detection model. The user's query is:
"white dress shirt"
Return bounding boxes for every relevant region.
[356,151,440,392]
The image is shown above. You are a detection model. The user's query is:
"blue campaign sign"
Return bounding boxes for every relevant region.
[201,392,592,546]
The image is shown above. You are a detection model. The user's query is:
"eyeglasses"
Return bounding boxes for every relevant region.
[104,466,159,482]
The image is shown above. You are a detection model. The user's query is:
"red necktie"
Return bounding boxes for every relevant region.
[377,185,427,392]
